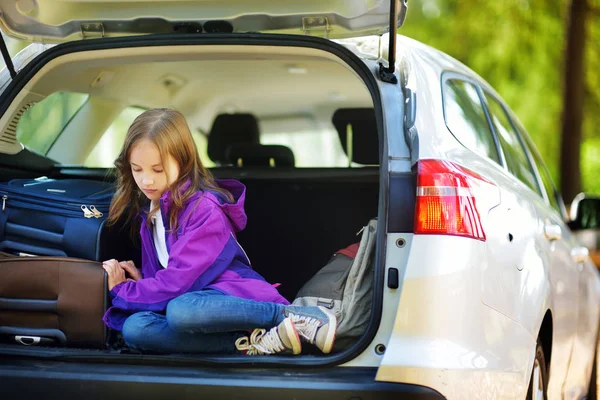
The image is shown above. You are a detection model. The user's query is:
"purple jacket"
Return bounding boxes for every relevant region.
[102,179,289,331]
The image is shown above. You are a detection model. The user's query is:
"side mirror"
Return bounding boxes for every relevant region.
[568,193,600,231]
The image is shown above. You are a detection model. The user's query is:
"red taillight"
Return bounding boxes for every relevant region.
[415,159,497,241]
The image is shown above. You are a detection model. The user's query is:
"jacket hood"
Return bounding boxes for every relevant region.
[206,179,247,233]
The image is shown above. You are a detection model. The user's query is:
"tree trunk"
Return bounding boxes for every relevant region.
[560,0,588,202]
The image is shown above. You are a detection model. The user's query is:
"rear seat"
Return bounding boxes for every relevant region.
[226,143,295,167]
[207,113,260,165]
[332,108,379,165]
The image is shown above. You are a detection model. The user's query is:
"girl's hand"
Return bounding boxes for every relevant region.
[119,260,142,281]
[102,259,127,291]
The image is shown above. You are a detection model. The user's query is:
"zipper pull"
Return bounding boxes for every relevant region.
[81,205,94,218]
[89,205,103,218]
[2,195,6,211]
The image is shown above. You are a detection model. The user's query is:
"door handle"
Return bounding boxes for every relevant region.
[571,246,589,264]
[544,224,562,241]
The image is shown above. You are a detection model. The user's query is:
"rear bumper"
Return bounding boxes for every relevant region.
[0,359,445,400]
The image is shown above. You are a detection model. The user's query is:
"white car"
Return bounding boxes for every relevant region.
[0,1,598,399]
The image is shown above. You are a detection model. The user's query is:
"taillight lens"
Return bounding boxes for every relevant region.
[415,159,499,241]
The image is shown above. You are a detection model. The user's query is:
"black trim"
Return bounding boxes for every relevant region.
[0,35,16,79]
[387,172,415,232]
[0,362,446,400]
[0,33,389,369]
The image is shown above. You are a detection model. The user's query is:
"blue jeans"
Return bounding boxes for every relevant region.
[121,290,287,354]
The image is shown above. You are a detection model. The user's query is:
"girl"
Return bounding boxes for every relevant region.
[101,108,336,355]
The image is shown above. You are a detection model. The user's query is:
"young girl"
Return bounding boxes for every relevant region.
[101,108,336,355]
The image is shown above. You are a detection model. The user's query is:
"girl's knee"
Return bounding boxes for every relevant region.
[166,296,190,331]
[166,293,212,332]
[122,312,154,346]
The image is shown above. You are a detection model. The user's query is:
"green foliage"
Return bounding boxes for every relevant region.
[401,0,600,196]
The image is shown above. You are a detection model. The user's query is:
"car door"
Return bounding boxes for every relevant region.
[481,91,581,399]
[478,90,555,330]
[518,123,599,400]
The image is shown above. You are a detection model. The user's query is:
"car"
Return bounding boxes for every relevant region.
[0,1,598,399]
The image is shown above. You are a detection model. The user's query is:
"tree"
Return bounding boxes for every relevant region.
[560,0,589,201]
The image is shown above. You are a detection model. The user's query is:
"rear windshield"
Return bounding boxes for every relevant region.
[16,100,377,169]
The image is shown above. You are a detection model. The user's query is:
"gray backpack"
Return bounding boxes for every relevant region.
[292,219,377,349]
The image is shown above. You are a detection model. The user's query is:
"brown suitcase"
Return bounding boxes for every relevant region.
[0,253,107,348]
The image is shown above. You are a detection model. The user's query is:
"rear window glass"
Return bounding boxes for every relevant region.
[85,114,366,169]
[17,92,88,155]
[443,79,500,164]
[84,106,213,168]
[259,117,350,167]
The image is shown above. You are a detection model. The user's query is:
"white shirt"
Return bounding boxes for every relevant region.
[150,200,169,268]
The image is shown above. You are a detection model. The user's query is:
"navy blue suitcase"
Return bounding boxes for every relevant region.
[0,177,135,261]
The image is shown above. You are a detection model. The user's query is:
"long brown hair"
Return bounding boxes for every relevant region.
[107,108,232,233]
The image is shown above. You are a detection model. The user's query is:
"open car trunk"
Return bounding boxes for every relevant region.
[0,33,414,368]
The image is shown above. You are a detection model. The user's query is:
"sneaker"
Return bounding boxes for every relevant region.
[234,317,301,355]
[286,306,337,354]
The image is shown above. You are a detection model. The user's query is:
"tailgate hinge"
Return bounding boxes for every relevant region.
[302,17,330,38]
[81,23,105,39]
[0,33,16,79]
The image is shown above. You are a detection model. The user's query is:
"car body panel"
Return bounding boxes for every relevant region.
[376,235,535,400]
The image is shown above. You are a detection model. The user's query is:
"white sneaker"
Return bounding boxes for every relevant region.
[235,317,301,355]
[287,306,337,354]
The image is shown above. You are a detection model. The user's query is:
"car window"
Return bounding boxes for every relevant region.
[442,79,500,164]
[84,106,214,168]
[17,92,89,155]
[517,124,562,213]
[483,93,542,196]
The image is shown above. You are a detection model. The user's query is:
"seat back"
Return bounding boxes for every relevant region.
[332,108,379,165]
[207,113,260,164]
[226,143,295,167]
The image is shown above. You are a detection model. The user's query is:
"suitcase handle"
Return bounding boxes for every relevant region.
[0,327,67,345]
[14,336,56,346]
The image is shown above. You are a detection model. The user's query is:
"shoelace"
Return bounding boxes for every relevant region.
[234,326,285,355]
[288,313,320,344]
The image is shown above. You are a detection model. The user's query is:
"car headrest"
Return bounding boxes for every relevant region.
[332,108,379,165]
[225,144,295,167]
[208,113,260,164]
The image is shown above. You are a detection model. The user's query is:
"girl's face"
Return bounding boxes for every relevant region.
[130,138,180,201]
